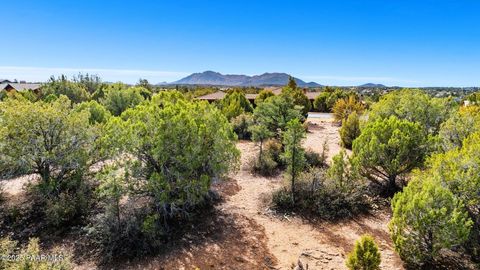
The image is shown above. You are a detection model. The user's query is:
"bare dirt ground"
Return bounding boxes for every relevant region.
[221,118,403,270]
[0,118,404,270]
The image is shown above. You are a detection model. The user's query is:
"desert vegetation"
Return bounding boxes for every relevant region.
[0,75,479,269]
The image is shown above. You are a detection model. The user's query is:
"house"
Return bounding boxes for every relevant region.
[196,87,321,103]
[0,83,42,94]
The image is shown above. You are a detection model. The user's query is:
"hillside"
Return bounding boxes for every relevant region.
[172,71,321,87]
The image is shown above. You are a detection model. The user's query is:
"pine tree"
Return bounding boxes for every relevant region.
[282,119,306,203]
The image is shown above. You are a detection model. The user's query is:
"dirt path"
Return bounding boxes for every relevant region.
[223,119,404,270]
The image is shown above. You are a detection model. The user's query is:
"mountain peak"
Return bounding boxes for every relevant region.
[172,71,321,87]
[359,83,386,88]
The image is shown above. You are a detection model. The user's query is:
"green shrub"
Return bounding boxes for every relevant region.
[231,113,254,140]
[250,139,283,176]
[101,83,145,116]
[272,165,369,220]
[264,139,283,165]
[94,92,240,260]
[352,116,429,195]
[253,95,303,138]
[33,173,92,227]
[41,75,90,103]
[254,89,275,105]
[340,111,361,149]
[74,100,111,125]
[0,97,97,226]
[85,207,162,263]
[389,177,472,268]
[251,154,278,176]
[368,89,456,135]
[346,234,381,270]
[333,96,365,122]
[218,90,253,120]
[305,149,323,167]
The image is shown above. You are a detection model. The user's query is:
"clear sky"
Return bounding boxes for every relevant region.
[1,0,479,86]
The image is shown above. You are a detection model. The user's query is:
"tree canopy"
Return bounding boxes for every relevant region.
[253,95,303,138]
[0,96,95,182]
[100,83,145,116]
[438,106,480,151]
[281,87,311,116]
[389,177,472,268]
[102,92,240,218]
[254,89,275,105]
[218,90,253,120]
[333,95,365,122]
[367,89,456,135]
[352,116,428,195]
[41,75,90,103]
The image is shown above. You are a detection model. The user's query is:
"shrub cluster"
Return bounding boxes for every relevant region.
[272,159,370,220]
[231,113,254,140]
[251,139,283,176]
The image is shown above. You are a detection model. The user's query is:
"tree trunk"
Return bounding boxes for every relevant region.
[386,174,398,197]
[258,140,263,167]
[291,135,297,204]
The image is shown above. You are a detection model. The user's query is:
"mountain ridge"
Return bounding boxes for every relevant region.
[170,71,322,87]
[359,83,387,88]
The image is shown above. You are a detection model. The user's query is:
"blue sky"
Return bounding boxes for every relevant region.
[1,0,479,86]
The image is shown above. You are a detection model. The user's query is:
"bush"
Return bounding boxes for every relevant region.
[101,83,145,116]
[352,116,429,195]
[41,75,90,103]
[0,97,97,226]
[313,88,349,112]
[281,87,311,116]
[305,149,323,167]
[96,93,240,259]
[253,95,303,138]
[251,139,283,176]
[346,234,381,270]
[255,89,275,105]
[31,173,92,227]
[389,177,472,268]
[272,164,369,220]
[218,90,253,120]
[0,237,73,270]
[74,100,111,125]
[264,139,283,165]
[368,89,456,135]
[438,106,480,151]
[340,111,361,149]
[251,154,278,176]
[85,207,162,263]
[333,96,365,122]
[231,113,254,140]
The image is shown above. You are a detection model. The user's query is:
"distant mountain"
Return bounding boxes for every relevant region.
[359,83,386,88]
[171,71,322,87]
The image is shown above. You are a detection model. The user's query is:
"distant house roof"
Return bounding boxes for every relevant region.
[305,91,321,100]
[0,83,42,91]
[196,88,321,102]
[196,91,226,101]
[0,79,12,84]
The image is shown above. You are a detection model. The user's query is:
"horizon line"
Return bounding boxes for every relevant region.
[0,66,477,88]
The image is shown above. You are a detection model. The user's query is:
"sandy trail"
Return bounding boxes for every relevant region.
[223,119,403,270]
